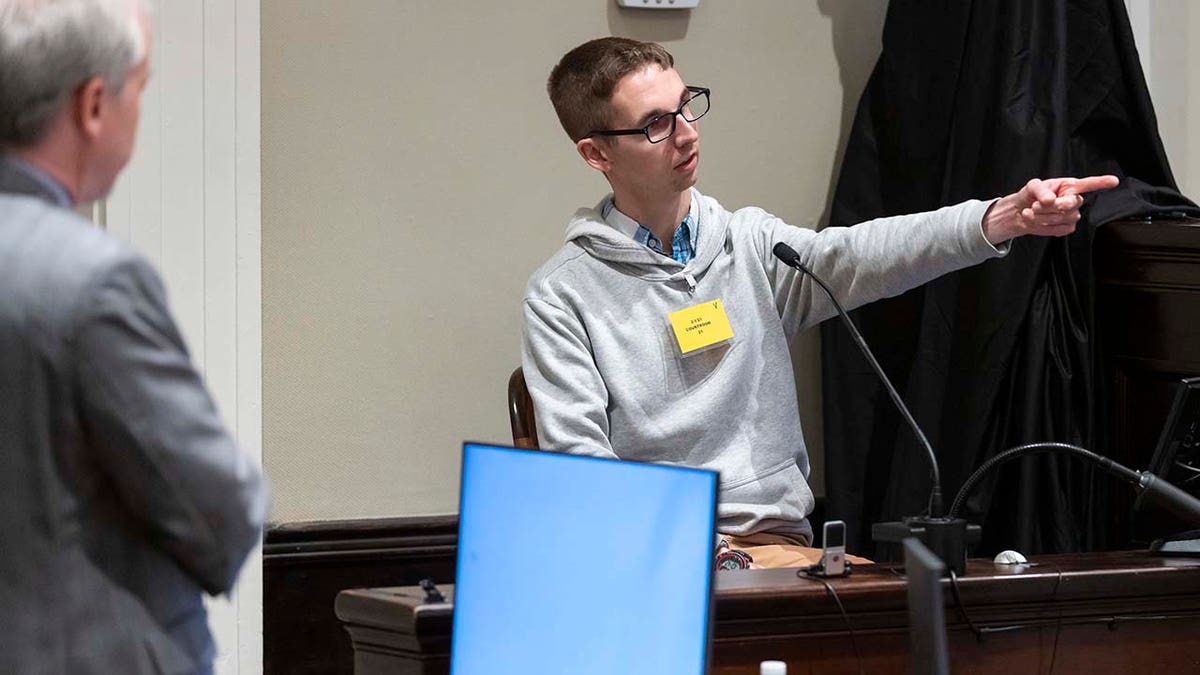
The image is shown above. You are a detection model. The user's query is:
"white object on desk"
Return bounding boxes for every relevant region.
[616,0,699,8]
[993,549,1028,564]
[760,661,787,675]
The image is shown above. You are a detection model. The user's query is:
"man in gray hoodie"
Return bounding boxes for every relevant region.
[521,37,1116,568]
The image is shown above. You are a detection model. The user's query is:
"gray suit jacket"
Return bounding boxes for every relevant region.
[0,157,267,674]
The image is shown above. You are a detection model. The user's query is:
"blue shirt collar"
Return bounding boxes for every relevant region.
[601,190,700,256]
[1,155,73,208]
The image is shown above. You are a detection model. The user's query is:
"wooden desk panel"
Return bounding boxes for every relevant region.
[336,551,1200,674]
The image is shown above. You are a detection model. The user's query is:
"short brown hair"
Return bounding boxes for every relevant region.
[547,37,675,142]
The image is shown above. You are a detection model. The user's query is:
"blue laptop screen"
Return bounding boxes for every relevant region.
[451,442,718,675]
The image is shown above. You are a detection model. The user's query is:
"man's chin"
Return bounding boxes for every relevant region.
[679,164,699,189]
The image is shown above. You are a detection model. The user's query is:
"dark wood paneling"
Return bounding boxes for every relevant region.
[1095,218,1200,546]
[264,516,458,675]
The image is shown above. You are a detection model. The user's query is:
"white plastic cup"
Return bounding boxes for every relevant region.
[760,660,787,675]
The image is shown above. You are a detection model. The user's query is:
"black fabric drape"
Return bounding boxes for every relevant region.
[822,0,1199,558]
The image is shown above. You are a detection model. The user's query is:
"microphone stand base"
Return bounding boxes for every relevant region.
[872,517,980,576]
[1150,529,1200,556]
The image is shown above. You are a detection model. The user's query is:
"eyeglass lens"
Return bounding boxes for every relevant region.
[647,90,709,143]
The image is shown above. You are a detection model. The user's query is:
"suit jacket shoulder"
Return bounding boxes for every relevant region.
[0,193,138,341]
[0,184,265,674]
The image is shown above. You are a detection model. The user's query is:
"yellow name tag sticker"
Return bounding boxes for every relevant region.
[669,299,735,355]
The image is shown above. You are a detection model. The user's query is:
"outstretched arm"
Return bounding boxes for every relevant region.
[981,175,1120,244]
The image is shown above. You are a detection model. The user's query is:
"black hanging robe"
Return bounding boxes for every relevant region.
[821,0,1199,558]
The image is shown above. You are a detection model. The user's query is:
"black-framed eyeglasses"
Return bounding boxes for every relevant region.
[586,86,710,144]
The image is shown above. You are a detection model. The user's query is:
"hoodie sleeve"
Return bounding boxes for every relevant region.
[521,297,620,460]
[759,199,1002,341]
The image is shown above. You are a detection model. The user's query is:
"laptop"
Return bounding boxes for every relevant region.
[450,442,719,675]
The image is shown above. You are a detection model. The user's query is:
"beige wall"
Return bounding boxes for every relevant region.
[262,0,888,522]
[262,1,1200,524]
[1138,0,1200,199]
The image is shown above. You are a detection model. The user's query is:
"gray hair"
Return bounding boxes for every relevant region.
[0,0,148,149]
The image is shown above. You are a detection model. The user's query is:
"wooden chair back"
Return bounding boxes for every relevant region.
[507,367,539,449]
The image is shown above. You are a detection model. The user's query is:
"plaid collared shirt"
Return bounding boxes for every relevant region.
[633,212,696,265]
[602,196,699,266]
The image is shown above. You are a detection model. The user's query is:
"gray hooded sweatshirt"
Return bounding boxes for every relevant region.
[521,189,1002,543]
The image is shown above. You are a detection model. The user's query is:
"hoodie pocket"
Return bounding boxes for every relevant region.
[719,458,814,532]
[660,326,739,395]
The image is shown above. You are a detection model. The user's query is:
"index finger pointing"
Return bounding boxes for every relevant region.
[1068,175,1120,196]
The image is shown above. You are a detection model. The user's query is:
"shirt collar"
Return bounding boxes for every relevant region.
[601,190,699,248]
[1,155,73,208]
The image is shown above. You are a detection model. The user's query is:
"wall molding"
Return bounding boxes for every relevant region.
[264,516,458,675]
[266,516,458,562]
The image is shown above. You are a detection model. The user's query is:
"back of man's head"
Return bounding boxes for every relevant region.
[548,36,674,143]
[0,0,147,151]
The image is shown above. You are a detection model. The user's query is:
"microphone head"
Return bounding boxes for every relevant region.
[772,242,801,266]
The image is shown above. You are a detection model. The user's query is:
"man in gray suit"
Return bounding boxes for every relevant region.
[0,1,267,673]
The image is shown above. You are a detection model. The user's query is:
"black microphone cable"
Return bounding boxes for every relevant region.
[795,571,865,675]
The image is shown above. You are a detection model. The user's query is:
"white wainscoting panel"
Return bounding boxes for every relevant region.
[1125,0,1198,197]
[101,0,262,673]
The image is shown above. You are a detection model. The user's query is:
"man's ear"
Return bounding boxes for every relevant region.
[73,77,107,142]
[577,137,612,173]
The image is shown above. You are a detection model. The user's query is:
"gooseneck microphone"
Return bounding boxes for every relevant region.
[772,242,945,516]
[948,441,1200,525]
[773,241,976,574]
[775,240,1200,575]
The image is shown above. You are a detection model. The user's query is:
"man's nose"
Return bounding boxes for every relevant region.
[675,115,699,145]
